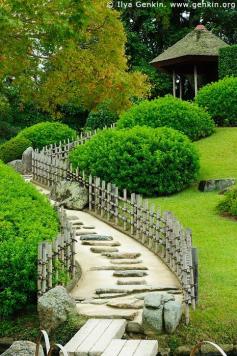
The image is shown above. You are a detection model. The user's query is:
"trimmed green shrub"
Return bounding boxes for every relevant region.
[117,96,214,141]
[18,122,77,150]
[69,126,199,196]
[85,101,119,130]
[0,136,32,163]
[0,162,58,317]
[0,122,77,163]
[196,77,237,126]
[218,187,237,217]
[219,45,237,79]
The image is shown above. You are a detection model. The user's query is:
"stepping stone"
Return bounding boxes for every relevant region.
[93,293,129,299]
[77,305,138,321]
[110,259,142,264]
[77,231,98,236]
[107,298,144,310]
[91,266,147,271]
[102,252,141,259]
[101,340,158,356]
[96,286,178,295]
[82,241,121,247]
[117,279,147,285]
[67,215,80,220]
[113,270,148,277]
[71,220,84,225]
[90,247,119,254]
[83,225,96,229]
[80,235,113,241]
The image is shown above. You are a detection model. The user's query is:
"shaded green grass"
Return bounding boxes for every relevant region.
[150,128,237,345]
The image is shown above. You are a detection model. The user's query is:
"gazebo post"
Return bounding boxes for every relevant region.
[194,64,198,96]
[179,75,182,99]
[173,70,176,97]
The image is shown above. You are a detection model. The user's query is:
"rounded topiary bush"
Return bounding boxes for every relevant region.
[69,126,199,196]
[0,162,58,317]
[85,101,119,130]
[0,135,31,163]
[218,187,237,217]
[19,121,77,149]
[196,77,237,126]
[117,96,214,141]
[0,122,77,163]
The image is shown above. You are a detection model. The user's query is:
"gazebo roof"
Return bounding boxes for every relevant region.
[151,25,229,69]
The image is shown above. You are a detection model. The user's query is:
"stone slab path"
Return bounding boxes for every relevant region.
[30,180,182,325]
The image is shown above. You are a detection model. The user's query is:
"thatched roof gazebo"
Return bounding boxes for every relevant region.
[151,25,229,98]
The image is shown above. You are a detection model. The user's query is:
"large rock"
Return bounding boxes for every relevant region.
[199,178,235,192]
[38,286,77,332]
[163,300,182,334]
[142,292,181,335]
[7,160,24,174]
[50,180,89,209]
[22,147,33,173]
[1,341,44,356]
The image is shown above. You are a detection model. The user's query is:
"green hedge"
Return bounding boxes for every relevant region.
[219,45,237,79]
[0,122,77,163]
[85,101,119,130]
[0,162,58,317]
[117,96,214,141]
[218,187,237,217]
[69,126,199,196]
[196,77,237,126]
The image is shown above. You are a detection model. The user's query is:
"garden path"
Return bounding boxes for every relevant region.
[28,179,182,324]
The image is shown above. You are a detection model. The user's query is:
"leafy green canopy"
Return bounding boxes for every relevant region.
[0,122,76,162]
[0,0,150,117]
[196,77,237,126]
[219,45,237,79]
[0,162,58,316]
[69,126,199,196]
[117,96,214,141]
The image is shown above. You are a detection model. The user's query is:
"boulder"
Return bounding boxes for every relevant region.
[37,286,77,332]
[50,180,89,209]
[142,292,180,335]
[7,160,24,174]
[163,300,182,334]
[22,147,33,173]
[1,341,44,356]
[199,178,235,192]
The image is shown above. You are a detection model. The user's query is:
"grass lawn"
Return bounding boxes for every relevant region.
[150,128,237,346]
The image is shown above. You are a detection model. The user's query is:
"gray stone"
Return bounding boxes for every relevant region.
[174,345,192,356]
[142,304,163,334]
[22,147,33,173]
[80,235,112,241]
[82,241,120,247]
[38,286,77,332]
[7,160,24,174]
[50,180,89,209]
[110,259,142,264]
[144,292,174,309]
[91,266,147,271]
[1,341,44,356]
[102,252,141,259]
[113,270,148,277]
[107,298,143,309]
[80,299,108,305]
[77,232,97,236]
[90,247,119,253]
[117,279,147,285]
[163,300,182,334]
[199,178,235,192]
[126,322,144,334]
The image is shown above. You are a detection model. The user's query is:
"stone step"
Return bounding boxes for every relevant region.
[77,232,98,236]
[106,298,143,310]
[117,279,147,285]
[90,266,148,271]
[96,286,179,295]
[90,247,119,254]
[76,304,138,321]
[71,220,84,225]
[102,252,141,259]
[110,259,142,265]
[80,299,108,305]
[67,215,80,220]
[83,225,96,229]
[82,241,121,247]
[80,235,113,241]
[113,271,148,277]
[93,293,129,299]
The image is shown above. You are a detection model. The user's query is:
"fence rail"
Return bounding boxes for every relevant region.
[37,206,76,296]
[33,140,198,324]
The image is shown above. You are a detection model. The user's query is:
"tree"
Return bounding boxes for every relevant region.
[0,0,150,117]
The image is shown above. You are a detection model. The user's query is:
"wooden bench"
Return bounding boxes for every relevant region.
[61,319,126,356]
[101,340,158,356]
